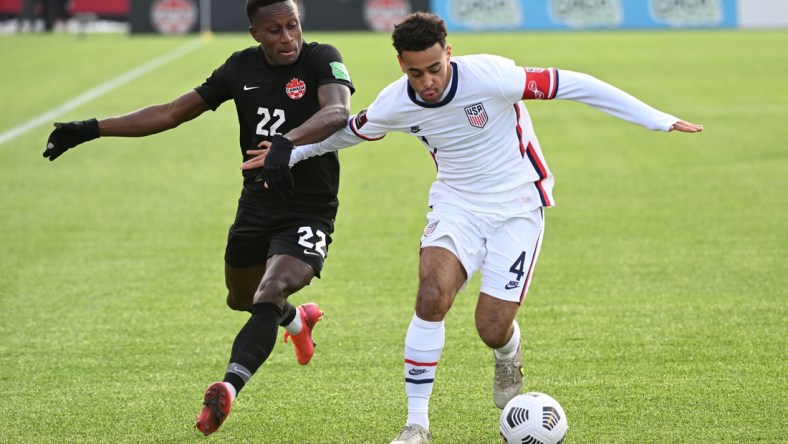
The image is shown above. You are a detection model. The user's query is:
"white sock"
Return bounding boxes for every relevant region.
[283,307,303,335]
[223,381,237,399]
[493,319,520,360]
[403,314,445,430]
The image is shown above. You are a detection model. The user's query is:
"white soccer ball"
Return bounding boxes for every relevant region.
[499,392,568,444]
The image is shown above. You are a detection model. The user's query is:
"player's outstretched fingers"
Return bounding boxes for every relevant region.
[671,120,704,133]
[242,149,269,170]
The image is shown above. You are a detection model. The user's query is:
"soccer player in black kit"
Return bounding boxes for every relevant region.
[41,0,354,436]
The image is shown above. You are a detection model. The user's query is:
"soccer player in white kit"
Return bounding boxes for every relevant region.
[245,12,703,444]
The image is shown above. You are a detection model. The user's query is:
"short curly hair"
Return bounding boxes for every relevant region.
[245,0,294,22]
[391,12,447,55]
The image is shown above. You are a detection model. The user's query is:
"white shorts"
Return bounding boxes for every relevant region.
[420,202,544,303]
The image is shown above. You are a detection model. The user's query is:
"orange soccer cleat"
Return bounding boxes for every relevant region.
[283,303,324,365]
[195,382,233,436]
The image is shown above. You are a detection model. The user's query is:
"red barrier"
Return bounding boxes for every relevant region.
[0,0,128,16]
[0,0,22,15]
[71,0,128,16]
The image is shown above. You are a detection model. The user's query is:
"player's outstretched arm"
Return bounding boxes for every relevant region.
[554,70,701,133]
[241,83,352,198]
[280,83,352,146]
[240,116,367,172]
[43,90,210,161]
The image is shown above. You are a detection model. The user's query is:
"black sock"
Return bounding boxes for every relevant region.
[278,301,297,327]
[223,302,282,394]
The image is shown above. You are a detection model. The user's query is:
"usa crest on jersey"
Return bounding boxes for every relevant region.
[464,103,488,128]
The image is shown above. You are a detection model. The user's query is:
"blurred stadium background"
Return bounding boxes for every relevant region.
[1,1,786,443]
[1,0,787,35]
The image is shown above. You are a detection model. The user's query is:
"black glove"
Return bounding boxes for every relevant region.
[256,135,295,199]
[43,118,100,161]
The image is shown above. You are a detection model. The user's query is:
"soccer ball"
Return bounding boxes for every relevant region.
[499,392,568,444]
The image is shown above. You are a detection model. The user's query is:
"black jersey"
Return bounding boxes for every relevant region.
[195,42,355,223]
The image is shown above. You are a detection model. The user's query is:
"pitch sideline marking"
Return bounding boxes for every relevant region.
[0,38,205,147]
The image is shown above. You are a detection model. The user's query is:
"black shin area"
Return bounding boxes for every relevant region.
[223,302,282,393]
[278,301,297,327]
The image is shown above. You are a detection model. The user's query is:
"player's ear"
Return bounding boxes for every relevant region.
[445,44,452,59]
[397,54,406,73]
[249,26,260,43]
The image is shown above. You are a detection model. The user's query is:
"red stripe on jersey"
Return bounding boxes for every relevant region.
[429,150,438,171]
[525,142,552,206]
[515,102,551,206]
[522,67,557,100]
[519,208,543,304]
[535,181,551,206]
[513,104,526,158]
[405,359,438,367]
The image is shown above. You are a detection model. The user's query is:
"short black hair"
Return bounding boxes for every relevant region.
[245,0,291,22]
[391,12,447,55]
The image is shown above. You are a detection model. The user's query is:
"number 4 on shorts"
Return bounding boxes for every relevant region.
[509,251,527,282]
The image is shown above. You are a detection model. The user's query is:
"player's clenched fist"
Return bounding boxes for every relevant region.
[43,118,100,161]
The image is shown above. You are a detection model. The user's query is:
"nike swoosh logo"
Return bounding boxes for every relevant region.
[243,85,260,91]
[504,282,520,290]
[303,249,322,257]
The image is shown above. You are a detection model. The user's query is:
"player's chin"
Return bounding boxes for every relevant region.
[276,50,299,65]
[420,91,439,103]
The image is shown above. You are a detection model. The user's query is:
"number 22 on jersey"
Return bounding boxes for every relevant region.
[256,107,286,136]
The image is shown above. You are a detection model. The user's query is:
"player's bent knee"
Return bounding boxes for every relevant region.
[225,292,251,312]
[415,292,452,321]
[227,294,251,311]
[253,280,290,306]
[416,281,454,315]
[477,323,510,349]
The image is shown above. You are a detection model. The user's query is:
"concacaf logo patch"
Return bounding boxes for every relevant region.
[354,109,369,129]
[330,62,351,81]
[286,78,306,100]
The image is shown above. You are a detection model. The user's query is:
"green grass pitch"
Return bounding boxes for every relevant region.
[0,29,786,443]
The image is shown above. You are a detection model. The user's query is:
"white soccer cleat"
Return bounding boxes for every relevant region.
[390,424,431,444]
[493,343,524,409]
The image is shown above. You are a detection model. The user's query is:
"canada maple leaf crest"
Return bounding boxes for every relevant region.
[285,78,306,100]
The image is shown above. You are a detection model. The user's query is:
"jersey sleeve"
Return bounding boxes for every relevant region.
[347,106,388,141]
[290,118,363,165]
[555,70,678,131]
[311,44,355,94]
[290,99,391,165]
[194,59,233,111]
[481,56,557,103]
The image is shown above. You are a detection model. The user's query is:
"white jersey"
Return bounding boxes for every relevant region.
[291,54,679,212]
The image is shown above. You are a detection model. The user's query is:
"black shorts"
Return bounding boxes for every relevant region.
[224,205,334,277]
